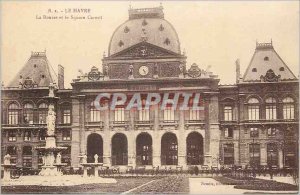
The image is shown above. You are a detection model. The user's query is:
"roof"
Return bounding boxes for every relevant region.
[108,6,181,56]
[242,42,297,82]
[7,51,57,88]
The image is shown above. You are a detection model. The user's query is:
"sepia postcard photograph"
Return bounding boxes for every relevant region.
[0,0,299,194]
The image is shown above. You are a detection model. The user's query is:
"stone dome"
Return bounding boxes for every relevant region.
[108,6,181,56]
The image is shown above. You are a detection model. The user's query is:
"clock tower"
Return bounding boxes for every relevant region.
[102,6,186,80]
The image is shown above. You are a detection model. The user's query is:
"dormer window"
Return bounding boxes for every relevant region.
[124,26,130,33]
[159,24,164,31]
[252,68,257,72]
[164,38,170,45]
[118,40,124,47]
[264,56,269,61]
[279,67,284,71]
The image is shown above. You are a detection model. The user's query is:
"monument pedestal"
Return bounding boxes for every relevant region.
[39,165,62,176]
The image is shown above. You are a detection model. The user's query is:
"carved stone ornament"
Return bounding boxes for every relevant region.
[187,63,201,78]
[260,69,281,82]
[88,66,101,81]
[23,77,35,89]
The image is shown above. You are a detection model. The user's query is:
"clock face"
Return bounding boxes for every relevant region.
[139,65,149,76]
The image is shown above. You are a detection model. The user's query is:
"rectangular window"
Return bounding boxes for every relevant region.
[8,111,18,125]
[63,109,71,124]
[224,127,233,138]
[267,127,277,136]
[23,158,32,168]
[266,105,277,120]
[139,109,150,121]
[249,143,260,166]
[267,144,278,166]
[39,130,46,141]
[223,144,234,165]
[163,107,175,121]
[7,146,17,155]
[284,142,297,168]
[62,130,71,141]
[38,111,47,124]
[283,105,294,119]
[114,107,125,122]
[224,106,233,121]
[24,130,31,141]
[24,110,34,124]
[248,105,259,120]
[189,108,203,121]
[8,130,17,142]
[90,107,101,122]
[250,128,259,138]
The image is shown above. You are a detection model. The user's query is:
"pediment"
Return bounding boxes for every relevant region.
[106,42,183,59]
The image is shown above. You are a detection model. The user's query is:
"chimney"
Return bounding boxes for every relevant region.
[235,59,240,83]
[58,64,64,89]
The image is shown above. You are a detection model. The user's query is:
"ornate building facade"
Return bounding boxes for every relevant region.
[1,6,298,171]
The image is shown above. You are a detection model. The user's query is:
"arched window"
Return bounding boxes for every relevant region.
[38,103,48,124]
[8,103,19,125]
[265,97,277,120]
[23,103,34,124]
[247,98,260,120]
[283,97,295,119]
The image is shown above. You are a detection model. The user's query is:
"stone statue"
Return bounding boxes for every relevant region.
[128,65,134,79]
[49,152,55,166]
[49,83,55,97]
[46,104,56,136]
[129,65,133,75]
[4,154,11,165]
[56,152,62,165]
[94,154,98,163]
[103,65,109,77]
[154,63,158,75]
[82,154,87,164]
[42,156,45,165]
[179,64,184,73]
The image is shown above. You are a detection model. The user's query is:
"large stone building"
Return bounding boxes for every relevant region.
[1,6,298,171]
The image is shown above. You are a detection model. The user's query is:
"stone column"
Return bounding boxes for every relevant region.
[128,108,136,167]
[178,109,186,168]
[152,104,161,167]
[261,143,267,166]
[278,147,283,168]
[103,101,111,167]
[78,96,86,154]
[71,97,81,168]
[208,95,220,167]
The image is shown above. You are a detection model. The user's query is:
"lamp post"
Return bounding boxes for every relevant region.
[269,149,273,179]
[250,130,256,178]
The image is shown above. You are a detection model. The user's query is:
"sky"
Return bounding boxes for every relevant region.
[1,1,299,88]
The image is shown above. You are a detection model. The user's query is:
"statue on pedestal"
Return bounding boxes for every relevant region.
[46,104,56,136]
[103,65,109,77]
[94,154,98,163]
[128,65,134,79]
[56,152,62,165]
[49,83,55,97]
[82,154,87,164]
[4,154,11,165]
